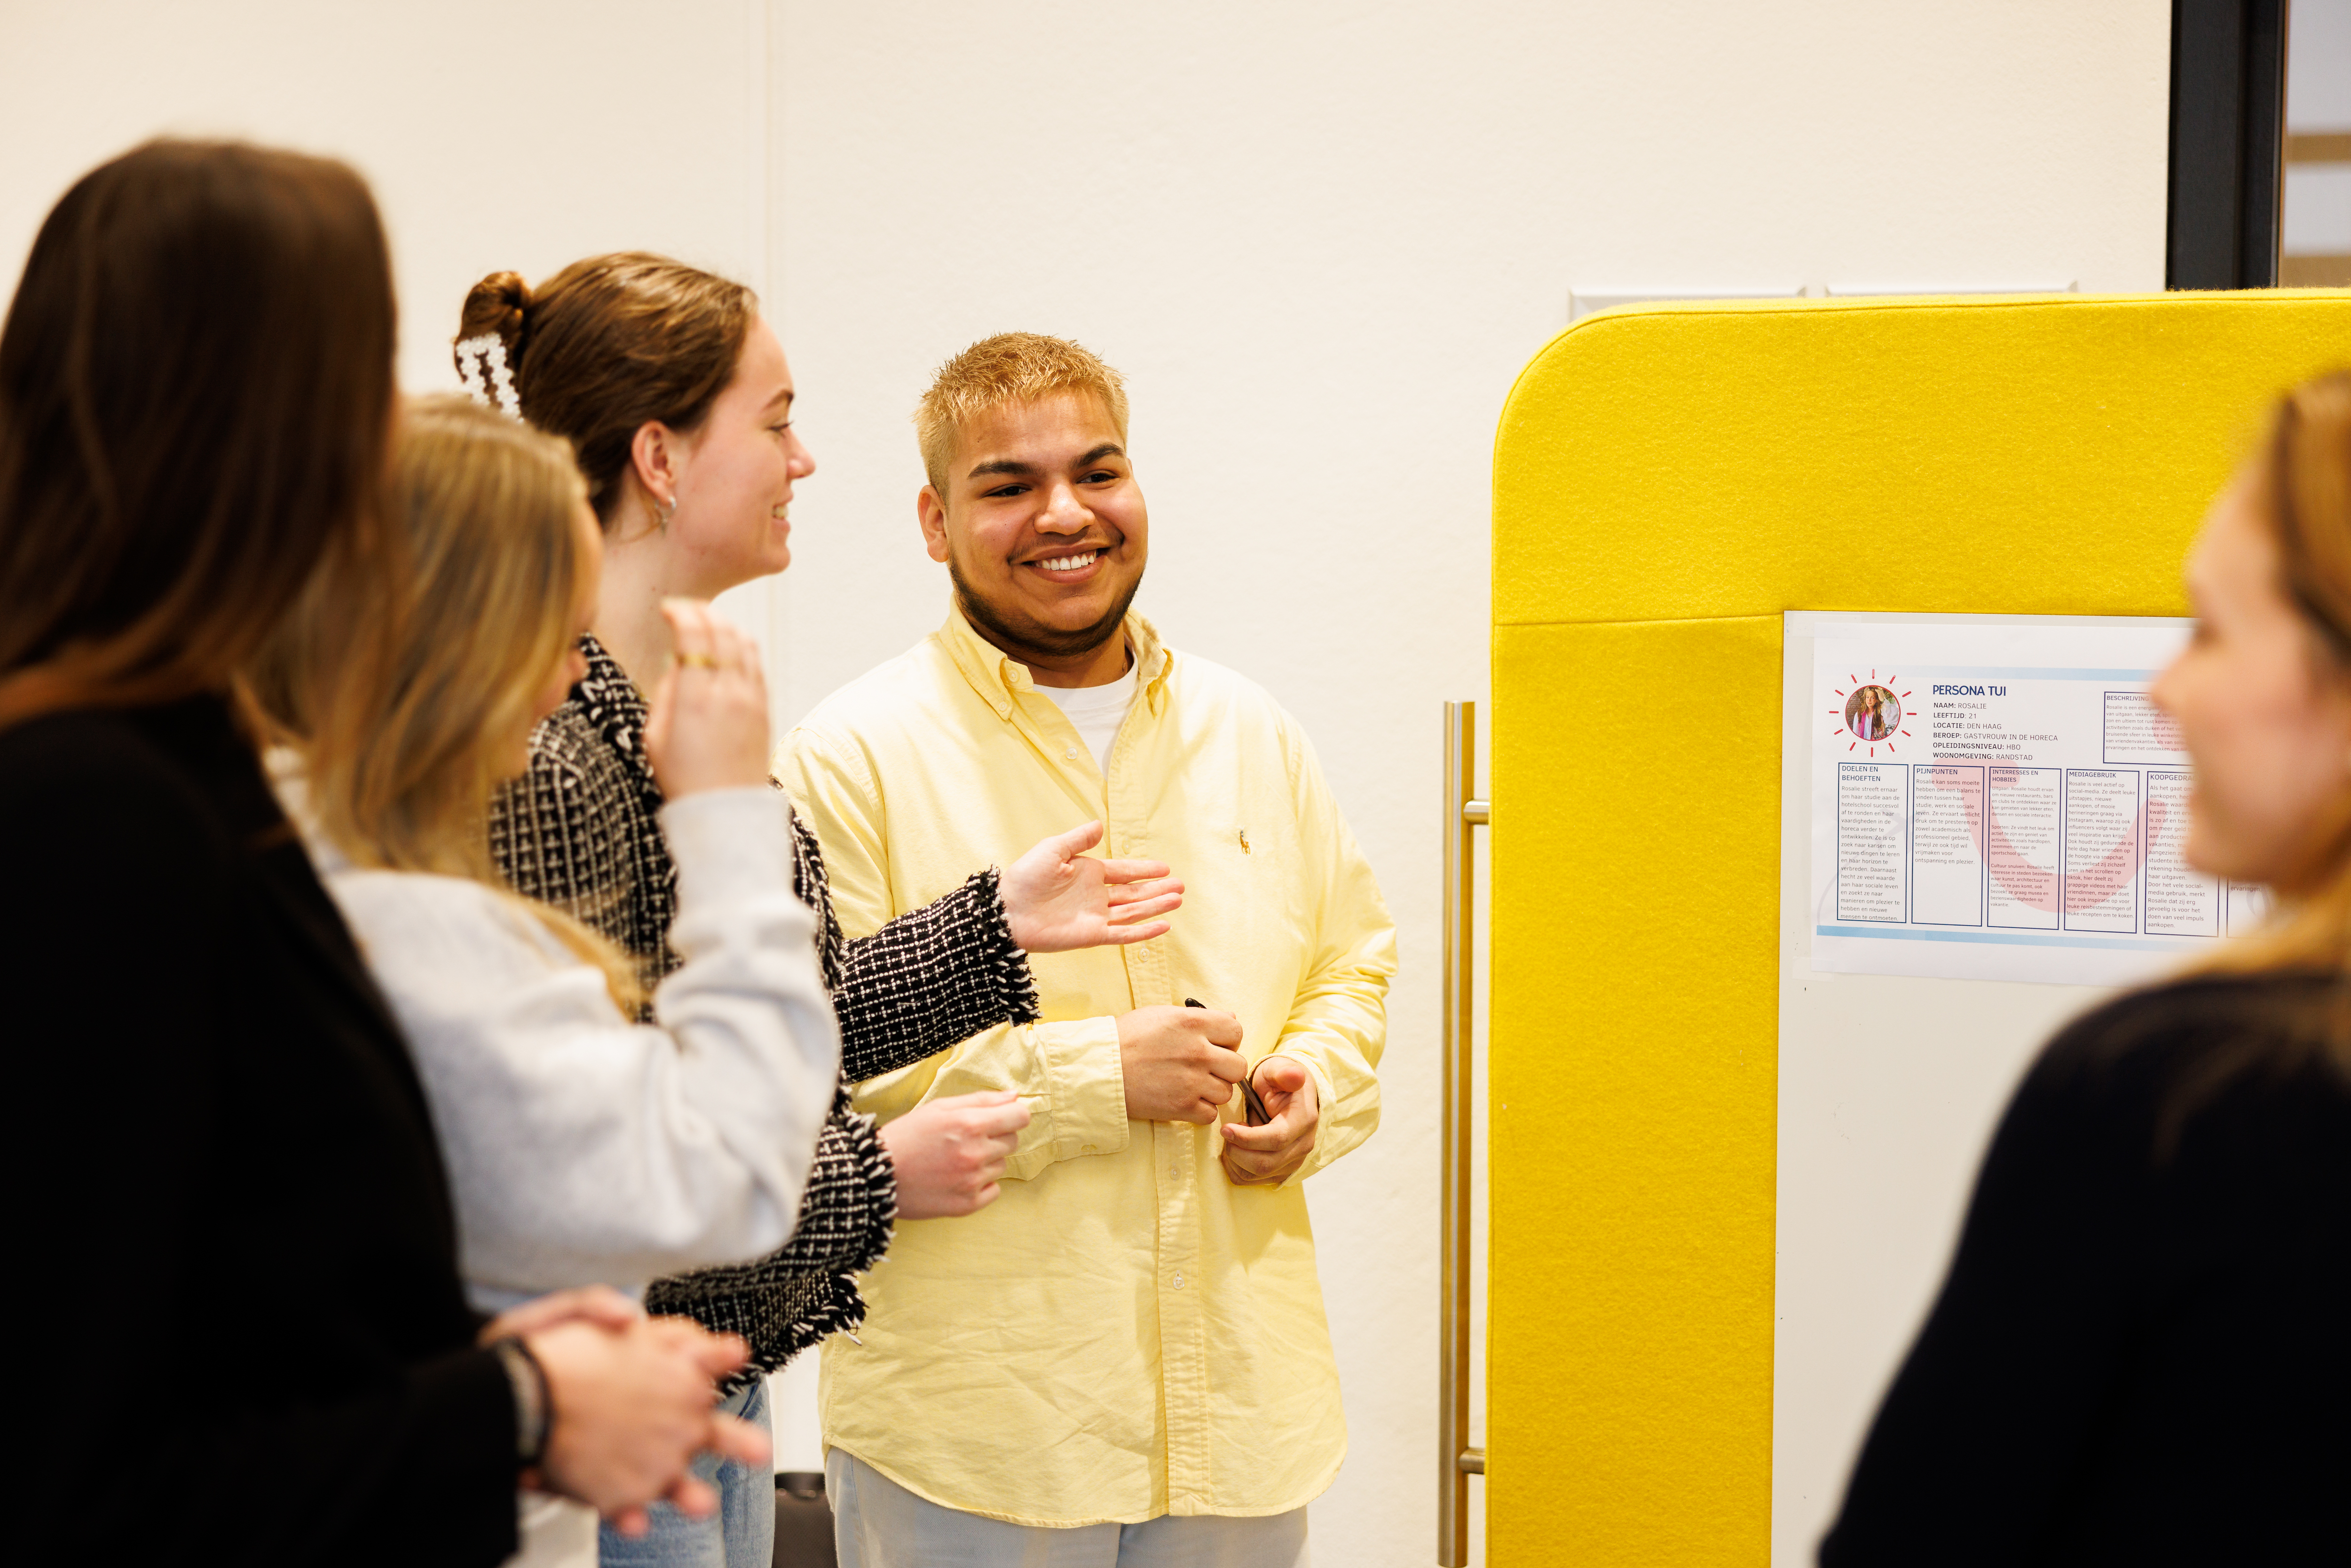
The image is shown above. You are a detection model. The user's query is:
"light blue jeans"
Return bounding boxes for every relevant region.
[599,1377,774,1568]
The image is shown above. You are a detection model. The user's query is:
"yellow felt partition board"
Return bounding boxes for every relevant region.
[1485,291,2348,1567]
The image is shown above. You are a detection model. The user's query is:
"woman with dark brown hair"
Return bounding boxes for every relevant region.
[1821,372,2351,1565]
[0,143,767,1566]
[460,257,1187,1568]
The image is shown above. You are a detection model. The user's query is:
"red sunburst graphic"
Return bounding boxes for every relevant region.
[1830,668,1913,757]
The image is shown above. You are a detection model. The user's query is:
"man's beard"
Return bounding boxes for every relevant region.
[948,552,1144,664]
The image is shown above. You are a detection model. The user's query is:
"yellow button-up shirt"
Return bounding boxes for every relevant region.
[779,607,1395,1527]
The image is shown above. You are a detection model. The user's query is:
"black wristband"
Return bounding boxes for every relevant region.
[490,1336,551,1466]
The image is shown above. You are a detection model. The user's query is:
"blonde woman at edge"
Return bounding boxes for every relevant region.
[264,396,840,1567]
[1823,372,2351,1564]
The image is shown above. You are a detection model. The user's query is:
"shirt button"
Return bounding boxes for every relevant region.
[1064,747,1078,760]
[1173,1273,1184,1289]
[1082,1144,1097,1154]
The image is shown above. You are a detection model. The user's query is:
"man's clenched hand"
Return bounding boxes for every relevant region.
[1118,1005,1246,1124]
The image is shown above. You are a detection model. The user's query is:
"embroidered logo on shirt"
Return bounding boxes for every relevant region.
[1239,828,1251,854]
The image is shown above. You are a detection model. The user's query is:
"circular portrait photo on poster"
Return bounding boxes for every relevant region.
[1845,685,1901,741]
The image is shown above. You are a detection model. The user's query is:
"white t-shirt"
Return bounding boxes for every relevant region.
[1036,661,1138,776]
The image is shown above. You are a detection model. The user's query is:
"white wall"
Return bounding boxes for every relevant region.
[3,4,2170,1564]
[0,0,772,395]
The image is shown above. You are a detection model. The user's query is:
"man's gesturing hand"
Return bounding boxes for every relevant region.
[1002,820,1184,953]
[1119,1005,1246,1124]
[1220,1056,1319,1187]
[878,1090,1031,1219]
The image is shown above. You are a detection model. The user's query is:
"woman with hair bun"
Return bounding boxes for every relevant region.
[1822,372,2351,1565]
[0,142,765,1568]
[460,257,1186,1568]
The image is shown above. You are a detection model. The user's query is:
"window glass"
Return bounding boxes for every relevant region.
[2283,0,2351,285]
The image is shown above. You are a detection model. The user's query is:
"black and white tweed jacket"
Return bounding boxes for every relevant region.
[488,636,1041,1377]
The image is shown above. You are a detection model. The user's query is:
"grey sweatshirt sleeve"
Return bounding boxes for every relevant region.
[319,786,842,1309]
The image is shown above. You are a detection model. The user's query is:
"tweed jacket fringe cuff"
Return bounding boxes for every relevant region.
[830,859,1045,1082]
[643,1087,897,1386]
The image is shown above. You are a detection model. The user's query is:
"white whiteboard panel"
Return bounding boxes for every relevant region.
[1771,612,2138,1565]
[1565,285,1802,323]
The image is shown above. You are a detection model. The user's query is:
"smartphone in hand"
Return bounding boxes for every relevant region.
[1185,997,1270,1125]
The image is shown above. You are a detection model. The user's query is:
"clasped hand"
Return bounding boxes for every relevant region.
[478,1286,769,1537]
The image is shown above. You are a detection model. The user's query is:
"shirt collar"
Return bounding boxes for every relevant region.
[938,602,1173,721]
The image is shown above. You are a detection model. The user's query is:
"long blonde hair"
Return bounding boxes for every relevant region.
[260,393,641,1011]
[2202,371,2351,1067]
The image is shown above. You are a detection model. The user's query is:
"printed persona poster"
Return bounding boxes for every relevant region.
[1806,615,2268,986]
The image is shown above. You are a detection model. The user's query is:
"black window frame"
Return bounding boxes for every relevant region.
[2167,0,2289,289]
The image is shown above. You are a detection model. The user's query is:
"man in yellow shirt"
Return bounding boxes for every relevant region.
[778,333,1395,1565]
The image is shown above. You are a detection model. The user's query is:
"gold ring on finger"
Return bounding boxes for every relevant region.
[677,652,722,670]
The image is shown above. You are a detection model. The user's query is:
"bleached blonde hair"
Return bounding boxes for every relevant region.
[914,332,1130,491]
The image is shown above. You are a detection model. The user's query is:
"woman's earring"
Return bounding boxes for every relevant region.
[651,493,677,533]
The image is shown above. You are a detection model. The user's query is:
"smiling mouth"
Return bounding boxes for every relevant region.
[1031,549,1101,574]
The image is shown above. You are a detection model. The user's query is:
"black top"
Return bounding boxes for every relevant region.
[1821,973,2351,1567]
[5,697,518,1565]
[489,636,1042,1376]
